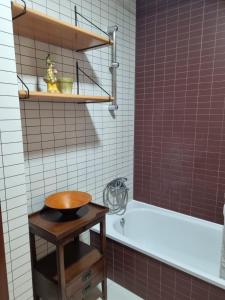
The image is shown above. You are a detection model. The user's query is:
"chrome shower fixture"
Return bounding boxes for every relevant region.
[103,177,129,215]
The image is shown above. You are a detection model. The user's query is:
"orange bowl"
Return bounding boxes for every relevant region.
[45,191,92,214]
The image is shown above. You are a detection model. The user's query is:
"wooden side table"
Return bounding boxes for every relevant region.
[29,203,109,300]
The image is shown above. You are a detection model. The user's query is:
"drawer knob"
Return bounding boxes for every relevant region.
[82,283,91,296]
[82,270,92,281]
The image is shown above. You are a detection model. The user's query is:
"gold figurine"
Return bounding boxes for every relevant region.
[44,54,60,93]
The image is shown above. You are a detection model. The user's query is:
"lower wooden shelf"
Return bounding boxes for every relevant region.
[34,241,103,300]
[19,90,112,103]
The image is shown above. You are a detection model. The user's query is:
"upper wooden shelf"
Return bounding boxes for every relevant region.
[12,2,112,51]
[19,90,113,103]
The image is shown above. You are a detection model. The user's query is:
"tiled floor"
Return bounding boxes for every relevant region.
[86,279,143,300]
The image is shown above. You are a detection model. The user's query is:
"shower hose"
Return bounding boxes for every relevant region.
[103,177,129,215]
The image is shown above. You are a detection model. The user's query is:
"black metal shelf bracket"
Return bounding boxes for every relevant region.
[17,75,30,99]
[74,5,109,38]
[76,43,110,53]
[74,5,111,52]
[76,62,111,99]
[12,0,27,21]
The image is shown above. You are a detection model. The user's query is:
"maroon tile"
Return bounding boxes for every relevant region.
[209,285,225,300]
[91,232,225,300]
[191,278,210,300]
[134,0,225,224]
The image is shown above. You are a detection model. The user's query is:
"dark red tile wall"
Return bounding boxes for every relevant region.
[134,0,225,224]
[91,231,225,300]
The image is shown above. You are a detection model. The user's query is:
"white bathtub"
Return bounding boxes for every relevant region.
[92,199,225,290]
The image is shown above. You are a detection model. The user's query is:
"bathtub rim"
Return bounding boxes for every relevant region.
[91,199,225,290]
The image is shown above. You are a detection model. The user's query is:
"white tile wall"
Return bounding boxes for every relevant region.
[0,1,33,300]
[1,0,135,298]
[17,0,135,213]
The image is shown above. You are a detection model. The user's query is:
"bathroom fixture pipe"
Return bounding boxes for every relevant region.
[108,25,119,111]
[103,177,128,215]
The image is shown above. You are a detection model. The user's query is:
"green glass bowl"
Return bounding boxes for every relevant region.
[58,77,74,94]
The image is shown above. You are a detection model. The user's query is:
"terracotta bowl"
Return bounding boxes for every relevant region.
[44,191,92,215]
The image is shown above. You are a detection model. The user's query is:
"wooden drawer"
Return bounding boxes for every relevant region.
[69,272,104,300]
[67,258,104,299]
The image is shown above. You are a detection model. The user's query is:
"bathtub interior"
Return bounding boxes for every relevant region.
[113,208,222,276]
[92,199,225,290]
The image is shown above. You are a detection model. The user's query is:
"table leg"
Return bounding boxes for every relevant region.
[100,218,107,300]
[29,233,40,300]
[74,235,79,244]
[56,244,66,300]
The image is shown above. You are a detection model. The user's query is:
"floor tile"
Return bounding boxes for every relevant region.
[86,279,143,300]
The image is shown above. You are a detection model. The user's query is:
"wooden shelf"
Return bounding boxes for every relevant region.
[19,90,112,103]
[34,241,104,299]
[35,241,102,284]
[12,2,112,51]
[29,204,108,300]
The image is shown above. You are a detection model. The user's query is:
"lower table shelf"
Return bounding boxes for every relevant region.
[34,241,103,300]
